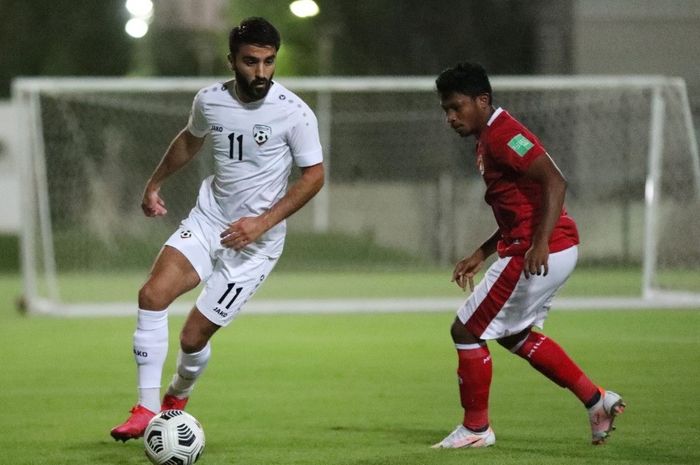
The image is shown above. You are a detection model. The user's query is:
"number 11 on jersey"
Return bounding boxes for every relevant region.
[228,133,243,160]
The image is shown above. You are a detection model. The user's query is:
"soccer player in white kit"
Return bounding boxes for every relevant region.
[111,17,324,441]
[431,63,625,449]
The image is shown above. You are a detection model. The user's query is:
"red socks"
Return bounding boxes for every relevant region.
[514,331,598,404]
[456,345,492,431]
[455,332,598,430]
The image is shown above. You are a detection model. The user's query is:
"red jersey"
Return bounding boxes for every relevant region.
[475,108,579,257]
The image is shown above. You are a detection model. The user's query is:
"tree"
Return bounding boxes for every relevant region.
[228,0,548,76]
[0,0,132,97]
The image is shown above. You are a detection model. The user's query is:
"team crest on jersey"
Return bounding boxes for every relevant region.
[253,124,272,145]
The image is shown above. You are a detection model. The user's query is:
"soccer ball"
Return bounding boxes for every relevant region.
[144,410,205,465]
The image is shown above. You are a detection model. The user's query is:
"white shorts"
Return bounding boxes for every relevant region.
[456,246,578,340]
[165,207,278,327]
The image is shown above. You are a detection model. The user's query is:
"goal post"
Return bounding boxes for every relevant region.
[12,75,700,315]
[642,82,700,301]
[15,87,61,313]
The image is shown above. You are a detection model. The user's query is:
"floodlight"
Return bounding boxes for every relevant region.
[290,0,319,18]
[125,18,149,38]
[126,0,153,18]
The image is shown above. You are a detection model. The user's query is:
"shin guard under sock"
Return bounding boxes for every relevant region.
[166,342,212,398]
[133,308,169,412]
[514,331,598,404]
[456,343,492,431]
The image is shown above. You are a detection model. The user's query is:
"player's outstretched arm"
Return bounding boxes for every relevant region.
[142,129,205,217]
[220,163,325,250]
[264,162,325,226]
[522,153,567,277]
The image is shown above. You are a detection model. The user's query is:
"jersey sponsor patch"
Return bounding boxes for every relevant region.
[507,133,534,157]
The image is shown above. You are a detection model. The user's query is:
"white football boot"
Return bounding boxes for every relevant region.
[588,389,626,445]
[431,425,496,449]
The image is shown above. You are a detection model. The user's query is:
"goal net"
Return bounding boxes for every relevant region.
[12,76,700,315]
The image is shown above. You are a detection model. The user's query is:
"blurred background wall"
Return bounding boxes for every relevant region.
[1,0,699,234]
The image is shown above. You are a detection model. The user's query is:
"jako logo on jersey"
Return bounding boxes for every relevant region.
[180,230,192,239]
[253,124,272,145]
[133,349,148,357]
[211,125,223,133]
[477,154,485,175]
[213,307,228,318]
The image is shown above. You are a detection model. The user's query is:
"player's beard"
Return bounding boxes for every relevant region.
[235,69,273,102]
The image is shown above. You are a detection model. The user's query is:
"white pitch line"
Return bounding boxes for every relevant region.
[40,295,700,318]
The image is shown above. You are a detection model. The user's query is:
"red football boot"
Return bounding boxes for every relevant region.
[110,405,156,442]
[161,394,189,411]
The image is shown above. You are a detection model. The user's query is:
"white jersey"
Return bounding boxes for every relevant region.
[186,80,323,258]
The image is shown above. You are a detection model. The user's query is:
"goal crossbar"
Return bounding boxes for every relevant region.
[13,74,687,93]
[12,75,700,316]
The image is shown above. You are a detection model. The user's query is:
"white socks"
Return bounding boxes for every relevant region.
[133,308,169,413]
[166,342,212,399]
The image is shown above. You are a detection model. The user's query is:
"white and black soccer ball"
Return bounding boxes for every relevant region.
[144,410,205,465]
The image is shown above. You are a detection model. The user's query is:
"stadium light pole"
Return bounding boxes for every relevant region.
[289,0,334,75]
[289,0,331,232]
[124,0,155,75]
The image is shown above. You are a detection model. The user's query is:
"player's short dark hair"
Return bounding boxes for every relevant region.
[436,62,492,104]
[228,17,281,56]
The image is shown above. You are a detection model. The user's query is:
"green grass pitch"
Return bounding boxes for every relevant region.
[1,272,699,465]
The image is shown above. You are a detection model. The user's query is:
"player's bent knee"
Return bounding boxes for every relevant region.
[179,334,207,354]
[497,328,531,352]
[138,281,176,310]
[450,318,480,344]
[179,326,211,354]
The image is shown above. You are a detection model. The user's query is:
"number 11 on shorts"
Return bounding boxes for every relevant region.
[217,283,243,309]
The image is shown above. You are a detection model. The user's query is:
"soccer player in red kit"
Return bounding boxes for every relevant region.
[431,62,625,449]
